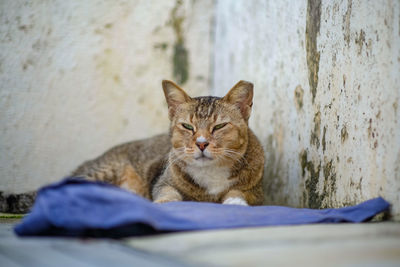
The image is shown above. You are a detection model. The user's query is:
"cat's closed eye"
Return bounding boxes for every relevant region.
[182,123,194,131]
[212,123,227,133]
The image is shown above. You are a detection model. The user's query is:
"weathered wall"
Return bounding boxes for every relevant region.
[0,0,214,193]
[1,0,399,218]
[213,0,400,218]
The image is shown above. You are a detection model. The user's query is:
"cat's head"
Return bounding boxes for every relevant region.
[162,80,253,167]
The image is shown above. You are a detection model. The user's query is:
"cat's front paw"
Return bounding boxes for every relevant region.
[223,197,248,206]
[153,197,180,204]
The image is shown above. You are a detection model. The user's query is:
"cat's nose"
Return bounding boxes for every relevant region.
[196,141,209,151]
[196,136,209,151]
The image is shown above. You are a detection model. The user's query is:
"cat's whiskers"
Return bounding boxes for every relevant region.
[184,148,195,154]
[213,148,250,166]
[212,148,242,158]
[221,152,243,165]
[212,149,238,162]
[165,147,187,170]
[167,147,204,170]
[224,151,258,172]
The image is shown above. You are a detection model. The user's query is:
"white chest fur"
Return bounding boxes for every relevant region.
[185,165,233,195]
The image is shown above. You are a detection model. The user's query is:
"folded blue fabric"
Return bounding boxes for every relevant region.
[15,178,390,237]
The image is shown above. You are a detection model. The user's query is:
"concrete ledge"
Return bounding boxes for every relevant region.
[127,223,400,267]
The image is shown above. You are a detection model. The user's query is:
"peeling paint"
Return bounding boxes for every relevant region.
[341,125,348,143]
[306,0,321,103]
[367,118,373,139]
[300,149,338,209]
[342,0,352,46]
[355,29,366,55]
[310,111,321,148]
[294,85,304,111]
[343,74,346,88]
[299,149,324,208]
[299,149,308,177]
[213,0,400,219]
[322,159,337,206]
[322,126,327,152]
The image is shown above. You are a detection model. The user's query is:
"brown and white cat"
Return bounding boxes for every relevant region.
[0,80,264,212]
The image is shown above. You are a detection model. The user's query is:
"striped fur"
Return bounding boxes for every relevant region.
[0,80,265,213]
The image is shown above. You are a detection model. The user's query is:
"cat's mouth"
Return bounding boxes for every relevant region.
[194,154,213,161]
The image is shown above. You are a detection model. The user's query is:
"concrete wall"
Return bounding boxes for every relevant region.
[213,0,400,218]
[1,0,399,218]
[0,0,214,193]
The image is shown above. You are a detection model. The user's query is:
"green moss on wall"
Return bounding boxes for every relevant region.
[300,150,337,209]
[310,111,321,148]
[305,0,321,103]
[169,0,189,85]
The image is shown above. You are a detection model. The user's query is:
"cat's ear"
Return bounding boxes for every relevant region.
[222,80,254,120]
[162,80,192,119]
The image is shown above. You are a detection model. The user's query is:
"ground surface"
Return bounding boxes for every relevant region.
[0,218,188,267]
[1,217,400,267]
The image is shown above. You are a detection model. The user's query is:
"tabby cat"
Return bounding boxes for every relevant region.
[0,80,264,212]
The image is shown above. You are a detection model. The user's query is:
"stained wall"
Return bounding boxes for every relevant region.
[0,0,214,192]
[213,0,400,218]
[1,0,399,219]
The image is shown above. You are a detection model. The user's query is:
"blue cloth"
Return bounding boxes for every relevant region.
[15,178,390,237]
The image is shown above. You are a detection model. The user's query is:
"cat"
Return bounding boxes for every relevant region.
[0,80,265,213]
